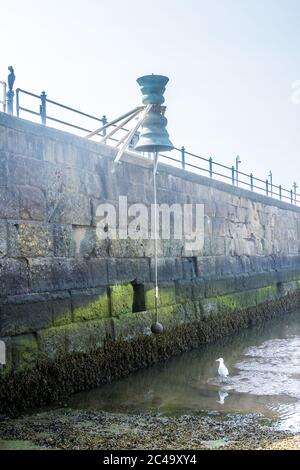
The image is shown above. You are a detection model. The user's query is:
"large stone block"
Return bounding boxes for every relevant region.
[112,311,152,341]
[196,256,216,278]
[0,222,7,258]
[5,128,44,159]
[8,154,46,188]
[184,301,202,322]
[256,285,278,304]
[175,280,193,304]
[147,303,186,330]
[86,258,108,287]
[53,224,73,257]
[11,334,39,372]
[19,186,46,221]
[47,192,91,225]
[212,217,227,237]
[0,126,7,151]
[108,258,150,284]
[29,258,107,292]
[210,237,225,256]
[205,276,236,298]
[8,222,53,258]
[182,257,197,279]
[150,257,183,282]
[51,291,72,326]
[37,325,67,360]
[73,226,96,257]
[82,171,103,198]
[110,283,133,316]
[0,293,52,336]
[191,279,206,300]
[216,290,257,314]
[144,282,176,309]
[0,187,19,219]
[65,318,113,354]
[72,287,109,321]
[0,258,29,296]
[0,151,8,186]
[215,256,244,277]
[108,239,149,258]
[72,227,109,258]
[28,258,56,292]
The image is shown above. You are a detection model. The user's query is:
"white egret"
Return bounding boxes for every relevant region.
[216,358,229,381]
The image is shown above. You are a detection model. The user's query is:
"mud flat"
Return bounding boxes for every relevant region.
[0,408,299,450]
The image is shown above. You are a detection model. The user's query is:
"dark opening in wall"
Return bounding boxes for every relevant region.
[132,282,146,313]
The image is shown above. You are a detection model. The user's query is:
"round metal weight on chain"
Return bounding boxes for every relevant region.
[151,322,164,335]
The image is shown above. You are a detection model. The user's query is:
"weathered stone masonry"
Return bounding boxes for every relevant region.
[1,111,300,411]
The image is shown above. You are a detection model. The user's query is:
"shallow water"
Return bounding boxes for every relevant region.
[67,310,300,432]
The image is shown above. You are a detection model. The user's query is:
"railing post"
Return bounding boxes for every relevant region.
[1,81,7,113]
[279,185,282,200]
[16,88,20,117]
[231,165,235,185]
[291,189,293,204]
[293,182,298,205]
[209,157,213,178]
[269,171,273,197]
[250,173,253,191]
[266,179,269,196]
[181,146,186,170]
[40,91,47,125]
[102,115,107,136]
[235,155,241,187]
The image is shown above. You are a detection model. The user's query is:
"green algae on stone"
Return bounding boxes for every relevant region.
[113,311,152,341]
[37,325,68,360]
[52,292,72,327]
[72,288,109,322]
[65,318,113,354]
[204,277,236,298]
[144,283,176,310]
[111,284,133,316]
[11,334,38,373]
[38,319,114,359]
[150,304,186,329]
[256,285,278,304]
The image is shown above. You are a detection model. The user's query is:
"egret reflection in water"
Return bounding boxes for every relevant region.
[217,390,229,405]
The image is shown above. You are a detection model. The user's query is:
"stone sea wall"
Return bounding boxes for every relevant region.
[1,112,300,411]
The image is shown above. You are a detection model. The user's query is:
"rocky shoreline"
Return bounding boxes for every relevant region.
[0,408,299,450]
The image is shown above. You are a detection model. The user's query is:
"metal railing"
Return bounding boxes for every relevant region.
[0,80,6,112]
[159,147,300,205]
[2,78,299,207]
[15,88,108,135]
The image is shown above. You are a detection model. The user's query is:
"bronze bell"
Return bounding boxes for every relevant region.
[135,74,174,153]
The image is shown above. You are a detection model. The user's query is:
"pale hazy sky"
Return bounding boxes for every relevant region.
[1,0,300,190]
